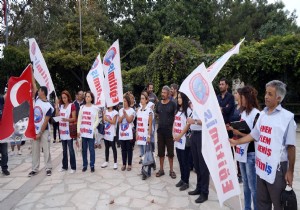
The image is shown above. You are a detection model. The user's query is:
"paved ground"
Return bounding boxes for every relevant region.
[1,132,300,210]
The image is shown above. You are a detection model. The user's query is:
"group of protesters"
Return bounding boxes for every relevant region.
[0,75,296,210]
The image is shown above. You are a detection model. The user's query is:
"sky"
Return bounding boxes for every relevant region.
[268,0,300,26]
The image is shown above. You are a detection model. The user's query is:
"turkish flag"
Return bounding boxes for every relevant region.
[0,64,36,142]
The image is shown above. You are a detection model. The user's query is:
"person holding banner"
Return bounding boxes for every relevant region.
[173,92,192,191]
[229,86,260,210]
[101,106,118,170]
[118,93,135,171]
[77,91,99,173]
[55,90,77,174]
[136,91,153,180]
[187,108,210,203]
[29,86,54,177]
[230,80,296,210]
[0,94,10,176]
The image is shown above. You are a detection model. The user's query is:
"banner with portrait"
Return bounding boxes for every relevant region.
[0,64,36,142]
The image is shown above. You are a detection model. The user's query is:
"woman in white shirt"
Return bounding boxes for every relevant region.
[118,93,135,171]
[77,91,99,173]
[55,90,77,173]
[101,106,118,169]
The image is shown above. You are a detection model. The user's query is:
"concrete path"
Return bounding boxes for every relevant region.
[1,133,300,210]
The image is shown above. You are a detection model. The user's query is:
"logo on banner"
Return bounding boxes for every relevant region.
[189,73,209,104]
[105,115,112,130]
[91,58,99,70]
[31,42,36,55]
[103,47,117,66]
[121,123,129,131]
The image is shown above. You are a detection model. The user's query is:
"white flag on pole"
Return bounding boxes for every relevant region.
[207,38,245,81]
[103,40,123,107]
[29,38,55,97]
[179,63,241,206]
[87,54,105,107]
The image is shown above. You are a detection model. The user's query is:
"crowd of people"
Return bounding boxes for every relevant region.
[0,77,297,209]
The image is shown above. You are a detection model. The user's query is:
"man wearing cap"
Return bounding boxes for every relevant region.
[28,86,54,177]
[9,101,30,155]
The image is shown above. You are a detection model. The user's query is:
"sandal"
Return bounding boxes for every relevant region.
[169,170,176,179]
[156,170,165,177]
[127,166,132,171]
[121,166,126,171]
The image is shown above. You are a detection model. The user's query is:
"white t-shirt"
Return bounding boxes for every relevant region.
[104,109,118,141]
[118,108,135,140]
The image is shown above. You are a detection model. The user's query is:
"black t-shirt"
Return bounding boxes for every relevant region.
[156,100,176,130]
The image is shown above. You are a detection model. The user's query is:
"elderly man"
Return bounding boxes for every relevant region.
[230,80,296,210]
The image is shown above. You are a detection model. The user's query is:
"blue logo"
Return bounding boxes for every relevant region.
[103,47,117,66]
[34,106,43,123]
[189,73,209,105]
[121,123,129,131]
[91,58,99,69]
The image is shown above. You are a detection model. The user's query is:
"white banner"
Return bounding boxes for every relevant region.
[103,40,123,107]
[207,38,245,81]
[29,38,55,97]
[179,63,241,206]
[87,54,105,107]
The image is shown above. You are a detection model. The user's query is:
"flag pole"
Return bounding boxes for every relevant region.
[78,0,85,90]
[5,0,9,46]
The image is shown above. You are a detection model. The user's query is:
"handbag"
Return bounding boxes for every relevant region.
[97,123,105,135]
[281,185,297,210]
[143,143,155,166]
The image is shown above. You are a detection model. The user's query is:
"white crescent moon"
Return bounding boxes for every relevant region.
[10,80,28,107]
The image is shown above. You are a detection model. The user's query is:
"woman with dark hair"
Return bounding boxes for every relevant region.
[55,90,77,173]
[77,91,99,172]
[118,93,135,171]
[173,92,192,191]
[101,105,118,170]
[136,91,153,180]
[229,86,260,210]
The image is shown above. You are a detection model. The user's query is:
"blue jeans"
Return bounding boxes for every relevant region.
[82,137,95,168]
[62,140,76,170]
[239,152,257,210]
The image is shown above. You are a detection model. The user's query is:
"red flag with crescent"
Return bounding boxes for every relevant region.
[0,64,36,142]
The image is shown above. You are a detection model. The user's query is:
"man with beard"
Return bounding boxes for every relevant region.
[146,83,158,104]
[170,83,179,102]
[155,86,177,179]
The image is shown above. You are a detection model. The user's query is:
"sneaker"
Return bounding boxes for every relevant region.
[46,170,52,176]
[91,167,95,173]
[101,162,108,168]
[58,168,67,172]
[82,167,87,172]
[28,171,38,177]
[18,150,22,155]
[113,163,118,170]
[2,170,10,176]
[69,169,76,174]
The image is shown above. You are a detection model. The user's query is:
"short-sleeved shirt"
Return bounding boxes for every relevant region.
[250,105,297,161]
[156,100,177,130]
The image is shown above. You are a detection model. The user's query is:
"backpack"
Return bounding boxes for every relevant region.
[281,185,297,210]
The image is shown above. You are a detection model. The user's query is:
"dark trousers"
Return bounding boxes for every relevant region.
[62,140,76,170]
[104,139,117,163]
[0,143,8,171]
[176,147,191,184]
[53,122,60,140]
[190,130,209,195]
[82,137,95,168]
[120,140,133,166]
[257,161,287,210]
